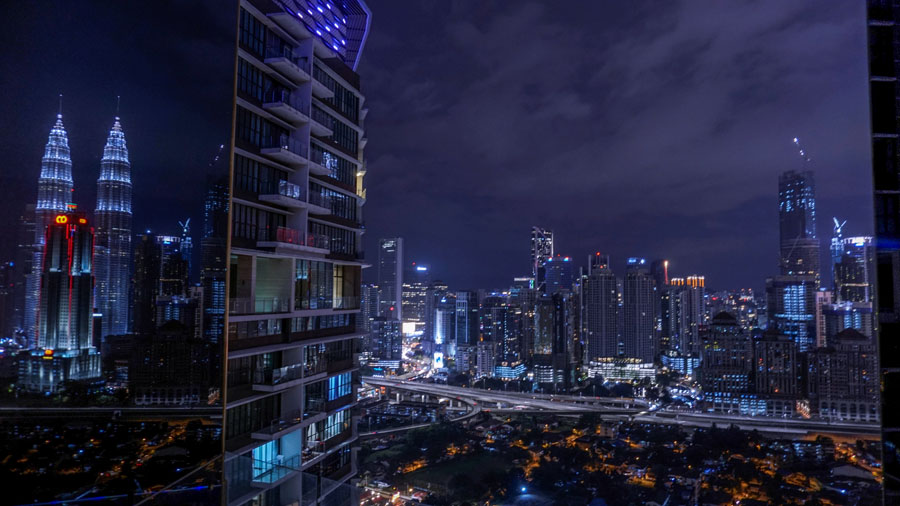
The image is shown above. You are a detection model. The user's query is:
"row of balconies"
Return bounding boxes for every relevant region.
[258,180,333,214]
[226,293,360,314]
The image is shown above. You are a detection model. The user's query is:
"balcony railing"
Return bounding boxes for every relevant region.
[253,453,301,484]
[265,44,311,74]
[276,226,302,244]
[256,297,290,314]
[263,88,310,116]
[333,295,360,310]
[230,297,288,315]
[262,134,308,159]
[253,363,305,387]
[253,407,305,436]
[307,191,333,210]
[306,232,330,250]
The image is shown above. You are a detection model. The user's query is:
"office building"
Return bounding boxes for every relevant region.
[359,283,378,332]
[400,263,429,334]
[623,257,655,363]
[766,274,818,352]
[200,177,229,347]
[433,290,455,368]
[18,212,101,392]
[531,226,553,292]
[821,301,874,346]
[225,2,370,504]
[25,111,74,346]
[753,331,800,417]
[132,233,162,336]
[377,238,403,320]
[834,236,875,303]
[543,255,573,294]
[582,253,618,361]
[698,313,755,414]
[779,170,820,280]
[367,317,401,364]
[808,329,879,422]
[454,290,479,372]
[93,116,133,338]
[130,321,210,406]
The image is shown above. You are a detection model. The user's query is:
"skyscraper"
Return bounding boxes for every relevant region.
[531,226,553,292]
[766,274,818,352]
[19,212,101,392]
[132,232,161,336]
[698,313,753,414]
[834,236,875,303]
[25,110,74,345]
[377,237,403,320]
[454,290,479,372]
[200,176,229,346]
[543,255,573,294]
[93,115,133,338]
[401,262,429,334]
[225,2,370,503]
[778,170,820,280]
[623,257,656,363]
[583,253,618,361]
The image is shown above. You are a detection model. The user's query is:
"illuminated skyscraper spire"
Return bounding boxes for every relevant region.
[94,110,133,337]
[24,102,75,344]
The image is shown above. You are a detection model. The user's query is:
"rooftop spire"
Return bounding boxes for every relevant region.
[57,93,63,119]
[115,95,120,120]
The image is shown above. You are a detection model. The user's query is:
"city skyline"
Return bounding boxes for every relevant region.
[359,1,873,291]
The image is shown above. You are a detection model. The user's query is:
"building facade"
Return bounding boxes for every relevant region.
[778,170,820,280]
[93,116,133,338]
[225,2,370,504]
[19,212,101,392]
[623,257,655,363]
[377,238,402,320]
[25,112,74,346]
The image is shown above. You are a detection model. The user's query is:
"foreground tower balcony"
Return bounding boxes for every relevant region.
[262,88,310,126]
[260,135,308,169]
[264,45,311,85]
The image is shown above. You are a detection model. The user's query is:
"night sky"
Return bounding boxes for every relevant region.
[0,2,874,294]
[0,1,235,265]
[359,1,873,292]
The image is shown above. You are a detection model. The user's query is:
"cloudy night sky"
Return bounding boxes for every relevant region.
[0,1,873,293]
[360,0,873,292]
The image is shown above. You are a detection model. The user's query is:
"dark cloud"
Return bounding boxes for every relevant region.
[360,0,871,291]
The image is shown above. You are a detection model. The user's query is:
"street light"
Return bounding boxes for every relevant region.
[521,486,527,493]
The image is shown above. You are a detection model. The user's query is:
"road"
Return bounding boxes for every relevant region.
[362,376,880,437]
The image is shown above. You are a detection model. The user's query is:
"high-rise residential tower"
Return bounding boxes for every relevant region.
[225,2,370,504]
[377,237,403,320]
[93,116,133,338]
[778,170,820,280]
[623,257,656,363]
[25,110,74,345]
[583,253,618,361]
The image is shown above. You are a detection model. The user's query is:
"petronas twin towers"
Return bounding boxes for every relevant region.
[24,107,133,345]
[94,116,133,337]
